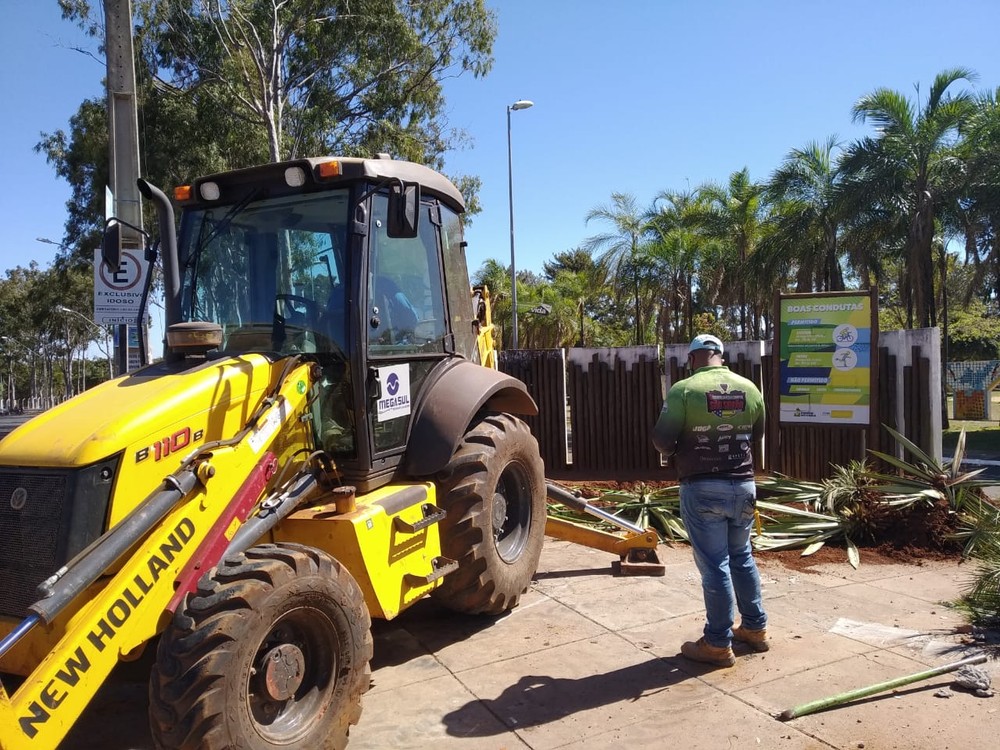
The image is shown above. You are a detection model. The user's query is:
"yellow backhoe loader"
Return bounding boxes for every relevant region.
[0,155,659,750]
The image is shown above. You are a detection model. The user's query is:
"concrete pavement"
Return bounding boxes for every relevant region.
[351,539,998,750]
[55,534,1000,749]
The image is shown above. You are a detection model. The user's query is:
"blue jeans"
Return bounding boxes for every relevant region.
[680,477,767,647]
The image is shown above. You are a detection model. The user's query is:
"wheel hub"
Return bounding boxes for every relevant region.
[261,644,306,701]
[492,492,508,533]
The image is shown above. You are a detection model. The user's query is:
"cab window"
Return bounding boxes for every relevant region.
[367,195,447,355]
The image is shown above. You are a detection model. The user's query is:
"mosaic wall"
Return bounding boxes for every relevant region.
[946,360,1000,420]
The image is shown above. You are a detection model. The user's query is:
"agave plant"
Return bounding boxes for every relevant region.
[550,476,863,565]
[754,475,860,566]
[865,425,1000,625]
[866,426,988,509]
[595,484,690,542]
[820,460,892,540]
[866,426,996,557]
[546,434,1000,585]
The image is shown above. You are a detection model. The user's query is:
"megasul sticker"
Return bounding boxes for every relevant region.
[377,364,411,421]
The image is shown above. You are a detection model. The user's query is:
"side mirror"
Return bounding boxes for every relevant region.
[386,181,420,238]
[102,221,122,272]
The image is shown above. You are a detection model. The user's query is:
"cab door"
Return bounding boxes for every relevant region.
[364,194,451,462]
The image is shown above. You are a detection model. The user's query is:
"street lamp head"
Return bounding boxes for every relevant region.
[36,237,67,249]
[510,99,534,111]
[55,305,102,331]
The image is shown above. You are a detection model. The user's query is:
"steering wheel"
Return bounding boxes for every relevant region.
[275,293,350,361]
[272,294,320,354]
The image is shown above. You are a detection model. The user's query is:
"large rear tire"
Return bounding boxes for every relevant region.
[432,413,546,615]
[149,543,372,750]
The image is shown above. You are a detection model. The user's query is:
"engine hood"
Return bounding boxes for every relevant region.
[0,353,283,468]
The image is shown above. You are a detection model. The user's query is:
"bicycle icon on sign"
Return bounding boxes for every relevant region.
[833,324,858,346]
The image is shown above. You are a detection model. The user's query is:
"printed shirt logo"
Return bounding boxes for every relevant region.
[10,487,27,511]
[706,388,747,418]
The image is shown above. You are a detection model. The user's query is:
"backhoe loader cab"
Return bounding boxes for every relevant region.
[172,156,513,491]
[0,156,547,750]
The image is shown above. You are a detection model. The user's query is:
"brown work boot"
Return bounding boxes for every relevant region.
[732,625,770,652]
[681,637,736,667]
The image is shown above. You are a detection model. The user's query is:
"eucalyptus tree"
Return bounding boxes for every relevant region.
[764,136,847,292]
[47,0,496,265]
[583,192,651,345]
[840,68,977,328]
[0,264,92,403]
[694,169,768,339]
[0,267,36,404]
[62,0,497,163]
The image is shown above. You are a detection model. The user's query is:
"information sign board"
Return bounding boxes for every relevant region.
[777,293,873,425]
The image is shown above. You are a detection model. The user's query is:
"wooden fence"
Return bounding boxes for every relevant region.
[500,328,940,482]
[500,347,662,480]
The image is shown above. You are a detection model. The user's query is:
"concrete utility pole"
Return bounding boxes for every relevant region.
[104,0,144,375]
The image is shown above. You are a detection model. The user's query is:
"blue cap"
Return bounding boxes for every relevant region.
[688,334,724,356]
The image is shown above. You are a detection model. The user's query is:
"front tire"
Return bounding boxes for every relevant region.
[432,413,546,615]
[149,544,372,750]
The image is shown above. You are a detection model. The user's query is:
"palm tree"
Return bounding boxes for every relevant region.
[544,250,607,347]
[519,281,578,348]
[695,169,768,339]
[765,136,847,292]
[645,189,709,343]
[584,193,648,345]
[956,87,1000,306]
[840,68,977,328]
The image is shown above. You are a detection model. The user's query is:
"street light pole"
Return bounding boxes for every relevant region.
[507,99,533,350]
[56,306,114,381]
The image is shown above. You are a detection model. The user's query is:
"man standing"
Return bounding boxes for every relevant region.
[653,334,769,667]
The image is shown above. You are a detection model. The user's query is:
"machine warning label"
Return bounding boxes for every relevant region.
[377,364,411,421]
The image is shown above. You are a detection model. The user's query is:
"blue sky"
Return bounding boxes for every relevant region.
[4,1,1000,286]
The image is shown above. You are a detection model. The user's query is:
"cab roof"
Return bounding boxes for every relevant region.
[182,155,466,213]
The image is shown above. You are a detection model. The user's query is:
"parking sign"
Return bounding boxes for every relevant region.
[93,249,150,325]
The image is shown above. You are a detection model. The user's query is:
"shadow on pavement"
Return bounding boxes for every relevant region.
[532,567,616,580]
[441,656,690,737]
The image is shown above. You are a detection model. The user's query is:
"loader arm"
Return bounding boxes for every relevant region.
[0,361,315,750]
[545,482,666,576]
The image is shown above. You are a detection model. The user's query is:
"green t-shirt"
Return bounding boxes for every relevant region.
[652,365,765,480]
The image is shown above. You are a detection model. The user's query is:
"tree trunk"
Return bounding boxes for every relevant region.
[825,220,844,291]
[909,191,937,329]
[686,272,694,340]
